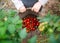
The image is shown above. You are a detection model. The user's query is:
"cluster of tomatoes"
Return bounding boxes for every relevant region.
[23,16,40,32]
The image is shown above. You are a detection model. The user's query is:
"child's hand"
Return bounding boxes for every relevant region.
[31,2,41,13]
[19,6,26,13]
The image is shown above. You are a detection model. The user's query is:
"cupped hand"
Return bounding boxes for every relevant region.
[31,2,41,13]
[19,5,26,13]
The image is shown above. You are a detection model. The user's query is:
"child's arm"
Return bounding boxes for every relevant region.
[11,0,24,10]
[11,0,26,13]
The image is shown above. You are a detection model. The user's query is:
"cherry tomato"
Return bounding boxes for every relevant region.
[23,16,40,32]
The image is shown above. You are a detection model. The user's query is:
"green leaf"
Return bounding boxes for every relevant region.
[16,20,22,24]
[0,40,17,43]
[7,17,13,23]
[0,10,7,19]
[12,15,20,24]
[4,21,9,28]
[48,28,53,34]
[0,21,4,26]
[54,22,59,27]
[15,20,22,29]
[0,26,6,38]
[40,17,51,22]
[0,40,13,43]
[57,34,60,43]
[28,35,37,43]
[57,27,60,31]
[8,10,17,17]
[0,34,8,39]
[8,24,16,34]
[15,24,22,29]
[48,34,57,43]
[19,28,27,39]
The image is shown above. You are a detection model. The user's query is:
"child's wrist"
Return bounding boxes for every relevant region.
[36,1,42,7]
[38,0,48,5]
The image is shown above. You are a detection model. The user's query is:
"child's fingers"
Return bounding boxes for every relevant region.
[20,8,26,12]
[31,6,40,13]
[34,7,39,13]
[31,7,34,11]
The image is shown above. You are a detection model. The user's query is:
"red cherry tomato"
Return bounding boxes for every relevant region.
[23,16,40,32]
[32,28,36,31]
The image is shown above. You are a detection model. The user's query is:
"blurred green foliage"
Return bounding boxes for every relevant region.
[0,9,37,43]
[38,12,60,43]
[0,9,60,43]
